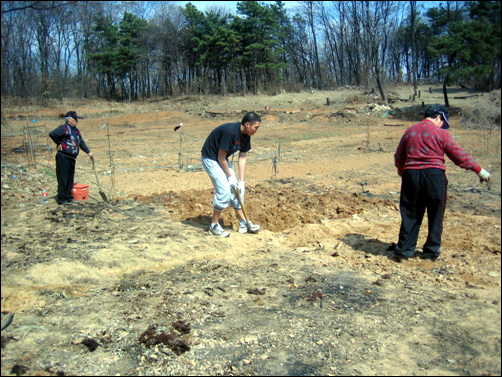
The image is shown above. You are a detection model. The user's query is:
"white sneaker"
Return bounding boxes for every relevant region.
[209,223,230,237]
[239,221,260,234]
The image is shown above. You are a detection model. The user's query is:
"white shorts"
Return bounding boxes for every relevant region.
[201,157,240,211]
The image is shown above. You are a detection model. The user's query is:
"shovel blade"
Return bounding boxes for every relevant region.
[247,225,259,234]
[99,191,109,203]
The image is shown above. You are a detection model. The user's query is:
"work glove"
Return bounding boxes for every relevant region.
[239,181,245,202]
[478,168,491,183]
[228,175,239,192]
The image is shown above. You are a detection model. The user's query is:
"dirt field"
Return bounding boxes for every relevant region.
[1,84,501,376]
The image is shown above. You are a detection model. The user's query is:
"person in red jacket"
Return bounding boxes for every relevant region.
[393,104,491,262]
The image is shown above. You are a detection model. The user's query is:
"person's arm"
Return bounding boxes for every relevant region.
[443,133,481,173]
[49,125,67,151]
[79,137,92,157]
[237,152,247,200]
[394,135,407,174]
[48,125,64,145]
[238,152,247,181]
[217,149,233,178]
[442,132,491,182]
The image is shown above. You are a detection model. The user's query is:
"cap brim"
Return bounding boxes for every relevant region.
[440,112,450,129]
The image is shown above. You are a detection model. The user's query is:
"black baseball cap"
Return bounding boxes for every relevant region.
[425,104,450,129]
[65,110,82,119]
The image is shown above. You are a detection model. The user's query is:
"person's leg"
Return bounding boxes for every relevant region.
[422,169,447,259]
[202,158,231,211]
[234,208,245,222]
[212,209,223,224]
[56,153,74,204]
[55,154,65,203]
[396,170,424,258]
[203,157,232,236]
[66,156,76,202]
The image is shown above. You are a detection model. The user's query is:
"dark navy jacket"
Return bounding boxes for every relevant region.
[49,123,90,158]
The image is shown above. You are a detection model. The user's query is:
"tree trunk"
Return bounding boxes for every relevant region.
[443,73,450,108]
[376,72,387,104]
[305,1,322,90]
[410,1,418,101]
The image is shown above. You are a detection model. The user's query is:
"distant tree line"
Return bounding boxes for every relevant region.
[1,1,500,103]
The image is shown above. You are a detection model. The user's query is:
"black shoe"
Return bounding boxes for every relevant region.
[60,200,75,205]
[393,253,417,263]
[394,255,408,263]
[419,254,439,262]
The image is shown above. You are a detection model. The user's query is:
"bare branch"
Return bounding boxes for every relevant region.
[2,1,78,14]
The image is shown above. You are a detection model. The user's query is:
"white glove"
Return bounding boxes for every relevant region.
[228,175,239,191]
[478,168,491,183]
[239,181,245,202]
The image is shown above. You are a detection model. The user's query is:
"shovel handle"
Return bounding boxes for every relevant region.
[91,156,109,202]
[234,187,251,229]
[91,156,103,188]
[91,156,99,182]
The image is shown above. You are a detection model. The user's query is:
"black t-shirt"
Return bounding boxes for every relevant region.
[201,122,251,161]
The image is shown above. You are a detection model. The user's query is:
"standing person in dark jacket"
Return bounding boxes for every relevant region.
[49,111,93,205]
[201,112,261,237]
[393,104,491,262]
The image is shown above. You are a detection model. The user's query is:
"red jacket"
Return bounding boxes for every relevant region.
[394,119,481,174]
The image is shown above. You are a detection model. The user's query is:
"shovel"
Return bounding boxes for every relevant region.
[91,156,109,203]
[234,186,258,234]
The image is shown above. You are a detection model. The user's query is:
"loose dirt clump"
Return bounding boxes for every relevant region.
[1,84,500,376]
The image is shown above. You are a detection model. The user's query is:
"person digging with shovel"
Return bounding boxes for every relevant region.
[49,111,93,205]
[201,112,262,237]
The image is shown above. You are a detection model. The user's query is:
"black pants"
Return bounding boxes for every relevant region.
[396,168,447,258]
[55,152,76,204]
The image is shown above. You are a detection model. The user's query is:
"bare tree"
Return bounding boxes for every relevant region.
[1,1,77,14]
[2,1,86,100]
[317,2,340,87]
[151,3,185,96]
[330,1,350,84]
[360,1,400,103]
[298,1,323,90]
[73,2,106,98]
[1,7,37,98]
[410,1,418,101]
[32,7,54,103]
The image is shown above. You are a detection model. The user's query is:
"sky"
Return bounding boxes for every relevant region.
[176,1,300,15]
[177,1,240,13]
[175,1,444,17]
